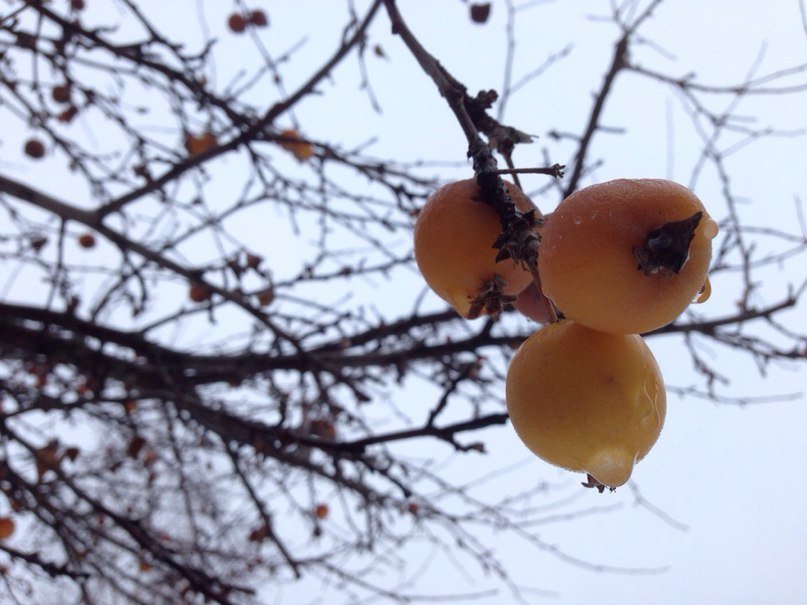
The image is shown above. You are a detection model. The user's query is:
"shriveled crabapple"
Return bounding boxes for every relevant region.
[314,504,329,520]
[52,84,72,104]
[0,516,15,540]
[184,131,218,156]
[228,13,247,33]
[188,282,211,303]
[249,10,268,27]
[24,139,46,159]
[278,128,314,161]
[78,232,96,249]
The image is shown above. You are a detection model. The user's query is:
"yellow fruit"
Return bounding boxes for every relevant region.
[538,179,717,334]
[506,320,666,488]
[414,178,536,318]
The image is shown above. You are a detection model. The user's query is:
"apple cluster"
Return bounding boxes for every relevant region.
[414,177,716,488]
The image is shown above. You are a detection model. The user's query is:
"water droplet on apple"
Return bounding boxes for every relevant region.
[692,277,711,304]
[587,447,635,488]
[701,217,719,240]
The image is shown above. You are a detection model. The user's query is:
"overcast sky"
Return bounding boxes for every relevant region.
[3,1,805,603]
[274,2,807,603]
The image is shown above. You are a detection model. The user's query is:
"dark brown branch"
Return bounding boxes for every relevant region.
[381,0,551,272]
[337,413,509,454]
[223,444,302,579]
[562,35,629,197]
[95,0,384,218]
[0,543,88,580]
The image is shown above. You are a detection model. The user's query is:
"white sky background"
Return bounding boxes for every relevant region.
[1,0,806,603]
[270,2,807,603]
